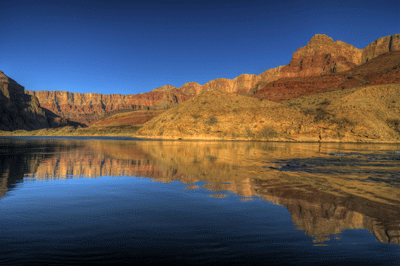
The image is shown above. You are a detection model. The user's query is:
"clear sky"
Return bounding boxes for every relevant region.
[1,0,399,95]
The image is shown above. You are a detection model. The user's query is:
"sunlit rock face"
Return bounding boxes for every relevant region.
[281,34,362,78]
[26,34,399,126]
[280,34,400,78]
[27,88,192,126]
[361,34,400,64]
[253,50,400,101]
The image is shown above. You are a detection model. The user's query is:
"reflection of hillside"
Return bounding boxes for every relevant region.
[1,139,399,245]
[252,178,400,245]
[33,153,162,180]
[133,141,400,245]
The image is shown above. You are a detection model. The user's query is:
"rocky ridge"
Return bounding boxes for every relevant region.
[253,50,400,101]
[27,33,400,126]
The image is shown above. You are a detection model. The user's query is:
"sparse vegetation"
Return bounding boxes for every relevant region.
[302,107,332,122]
[258,126,278,139]
[334,117,356,129]
[387,119,400,133]
[205,115,218,126]
[319,99,331,106]
[245,127,254,138]
[0,125,142,137]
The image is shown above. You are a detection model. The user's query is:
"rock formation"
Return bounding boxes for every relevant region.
[253,50,400,101]
[362,34,400,63]
[280,34,362,78]
[0,71,50,131]
[0,71,85,131]
[279,33,400,78]
[25,33,400,126]
[28,88,191,125]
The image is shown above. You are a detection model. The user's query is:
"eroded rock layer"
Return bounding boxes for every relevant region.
[0,71,50,131]
[27,33,400,126]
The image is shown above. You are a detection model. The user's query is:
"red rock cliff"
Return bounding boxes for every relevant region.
[27,33,400,125]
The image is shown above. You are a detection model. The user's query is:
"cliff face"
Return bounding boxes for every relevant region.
[0,71,50,131]
[28,88,191,125]
[280,34,400,78]
[253,50,400,101]
[362,34,400,63]
[27,33,400,126]
[280,34,362,78]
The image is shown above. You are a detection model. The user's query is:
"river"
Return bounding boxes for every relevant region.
[0,137,399,265]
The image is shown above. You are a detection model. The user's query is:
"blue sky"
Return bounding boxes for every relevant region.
[1,0,399,95]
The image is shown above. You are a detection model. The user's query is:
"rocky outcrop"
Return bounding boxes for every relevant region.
[253,50,400,101]
[28,88,191,125]
[279,33,400,78]
[361,34,400,63]
[0,71,50,131]
[26,33,399,126]
[280,34,362,78]
[0,71,85,131]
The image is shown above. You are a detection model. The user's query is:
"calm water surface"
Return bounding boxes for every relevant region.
[0,137,400,265]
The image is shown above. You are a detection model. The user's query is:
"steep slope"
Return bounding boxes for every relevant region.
[27,87,190,126]
[283,84,400,142]
[0,71,51,131]
[0,71,84,131]
[136,91,315,140]
[137,84,400,142]
[253,50,400,101]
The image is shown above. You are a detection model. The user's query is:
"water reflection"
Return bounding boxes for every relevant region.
[0,137,400,245]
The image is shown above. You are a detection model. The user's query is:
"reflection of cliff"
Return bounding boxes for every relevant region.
[0,139,81,197]
[32,142,163,180]
[1,139,399,245]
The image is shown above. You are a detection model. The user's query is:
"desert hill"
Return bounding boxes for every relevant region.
[136,91,314,140]
[136,84,400,142]
[26,33,400,126]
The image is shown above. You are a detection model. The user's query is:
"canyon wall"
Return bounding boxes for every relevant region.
[0,71,50,131]
[27,33,400,126]
[28,88,191,125]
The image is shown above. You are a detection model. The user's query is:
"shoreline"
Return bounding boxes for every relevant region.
[1,132,400,144]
